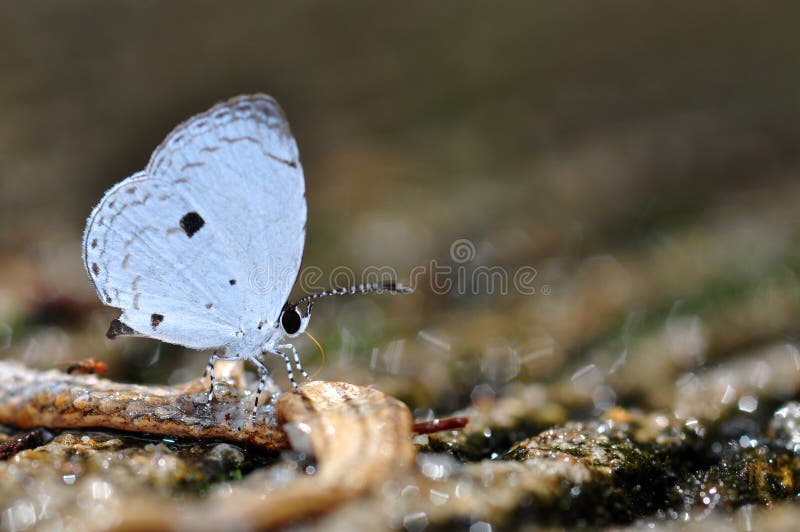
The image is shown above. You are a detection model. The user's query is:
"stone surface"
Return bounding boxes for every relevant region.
[0,369,415,530]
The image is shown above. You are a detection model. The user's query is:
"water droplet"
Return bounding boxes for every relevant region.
[428,488,449,506]
[402,511,428,532]
[1,500,36,531]
[470,383,495,405]
[90,480,113,501]
[720,385,737,405]
[592,386,616,410]
[470,522,492,532]
[417,330,451,352]
[417,454,459,481]
[571,363,598,383]
[738,395,758,413]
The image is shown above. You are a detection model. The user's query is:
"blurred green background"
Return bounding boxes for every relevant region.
[1,1,799,409]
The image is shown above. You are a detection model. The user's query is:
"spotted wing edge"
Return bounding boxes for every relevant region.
[82,171,151,337]
[147,93,300,177]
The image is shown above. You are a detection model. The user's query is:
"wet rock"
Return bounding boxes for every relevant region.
[0,360,287,451]
[201,443,246,482]
[0,368,415,530]
[425,384,567,461]
[676,442,800,512]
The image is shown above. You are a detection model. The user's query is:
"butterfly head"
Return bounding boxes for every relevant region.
[279,281,412,338]
[279,302,310,338]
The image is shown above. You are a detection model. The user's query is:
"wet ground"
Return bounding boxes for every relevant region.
[1,2,800,530]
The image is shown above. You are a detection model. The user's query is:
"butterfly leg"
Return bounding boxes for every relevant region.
[271,349,300,391]
[276,343,309,381]
[205,351,240,402]
[249,356,275,422]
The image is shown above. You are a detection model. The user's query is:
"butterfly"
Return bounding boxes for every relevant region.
[82,94,411,420]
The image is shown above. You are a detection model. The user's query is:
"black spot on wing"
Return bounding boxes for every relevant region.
[92,263,100,276]
[229,279,236,285]
[106,319,136,339]
[151,313,164,329]
[179,212,205,238]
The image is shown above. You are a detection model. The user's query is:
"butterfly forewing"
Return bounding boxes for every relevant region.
[83,94,306,350]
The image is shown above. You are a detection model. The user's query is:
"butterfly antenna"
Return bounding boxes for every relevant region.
[295,281,413,306]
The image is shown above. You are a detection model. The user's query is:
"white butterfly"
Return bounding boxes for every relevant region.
[83,94,410,419]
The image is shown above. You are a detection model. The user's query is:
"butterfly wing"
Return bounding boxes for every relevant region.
[83,94,306,350]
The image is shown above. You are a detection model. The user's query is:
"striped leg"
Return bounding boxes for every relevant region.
[272,349,300,391]
[205,352,240,402]
[249,356,274,422]
[277,343,309,381]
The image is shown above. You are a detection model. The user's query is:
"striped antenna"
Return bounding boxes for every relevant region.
[295,281,412,305]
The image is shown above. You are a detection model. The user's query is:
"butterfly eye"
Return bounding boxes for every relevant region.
[280,306,302,335]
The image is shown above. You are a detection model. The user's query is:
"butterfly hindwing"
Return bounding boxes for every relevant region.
[82,95,306,350]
